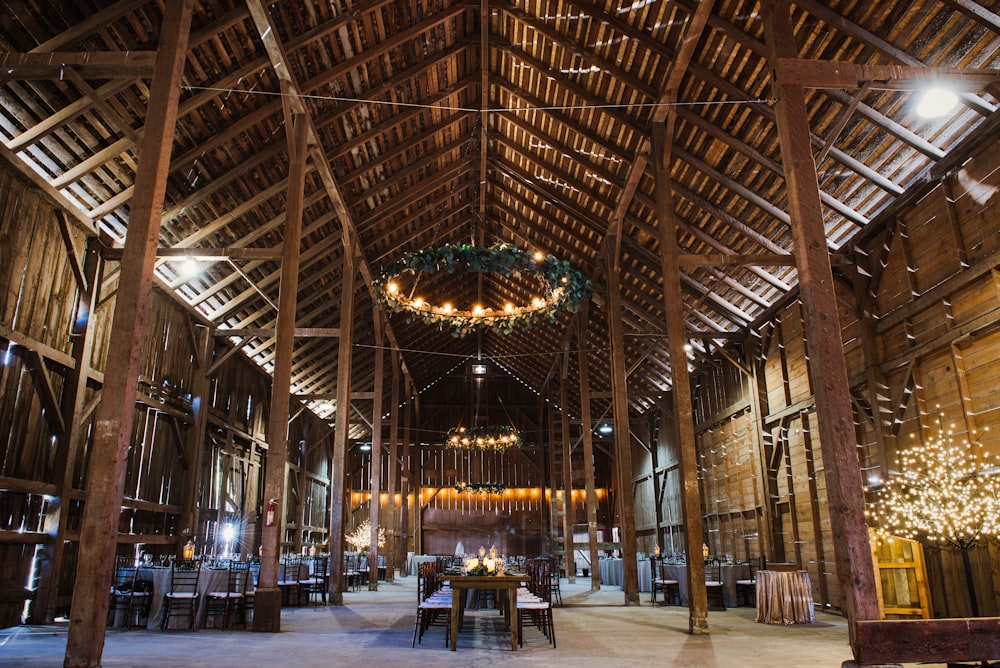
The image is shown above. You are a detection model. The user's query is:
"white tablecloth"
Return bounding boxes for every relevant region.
[597,558,652,592]
[656,563,750,608]
[406,554,440,576]
[137,567,236,630]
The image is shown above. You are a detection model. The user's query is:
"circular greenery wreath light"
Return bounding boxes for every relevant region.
[445,425,522,451]
[372,242,592,337]
[454,481,506,495]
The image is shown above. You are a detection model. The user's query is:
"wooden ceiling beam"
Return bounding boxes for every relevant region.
[208,225,344,323]
[299,2,475,95]
[695,20,946,161]
[346,136,471,208]
[0,51,156,80]
[161,139,287,223]
[498,110,624,188]
[184,205,336,308]
[313,41,476,134]
[493,149,611,235]
[675,104,903,197]
[214,328,340,338]
[338,116,471,187]
[326,76,477,162]
[104,246,283,261]
[796,0,994,115]
[499,44,643,137]
[492,131,614,203]
[496,81,633,165]
[366,199,474,265]
[775,58,1000,91]
[500,4,660,100]
[355,162,474,231]
[6,78,135,151]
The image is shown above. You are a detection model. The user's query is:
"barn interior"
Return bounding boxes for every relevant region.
[1,1,1000,666]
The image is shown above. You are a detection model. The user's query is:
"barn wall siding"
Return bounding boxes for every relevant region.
[0,164,332,625]
[635,138,1000,617]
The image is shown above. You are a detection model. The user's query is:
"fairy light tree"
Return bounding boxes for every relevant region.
[345,519,385,553]
[867,417,1000,616]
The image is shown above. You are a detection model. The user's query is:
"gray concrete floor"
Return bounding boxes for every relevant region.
[0,575,948,668]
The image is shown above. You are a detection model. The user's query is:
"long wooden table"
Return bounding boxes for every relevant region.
[447,574,527,651]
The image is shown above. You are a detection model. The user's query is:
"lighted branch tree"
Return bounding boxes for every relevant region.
[345,519,385,553]
[867,418,1000,616]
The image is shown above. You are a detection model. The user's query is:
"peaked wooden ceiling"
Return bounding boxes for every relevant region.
[1,0,997,441]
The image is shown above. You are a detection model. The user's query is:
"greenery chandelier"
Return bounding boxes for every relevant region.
[454,481,506,495]
[445,425,522,451]
[372,242,591,337]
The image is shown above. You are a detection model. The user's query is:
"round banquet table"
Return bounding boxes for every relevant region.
[136,566,238,630]
[406,554,441,576]
[656,562,750,608]
[597,557,652,592]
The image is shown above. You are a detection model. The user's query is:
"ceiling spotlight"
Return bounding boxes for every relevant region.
[916,87,958,118]
[471,363,487,375]
[358,443,371,452]
[597,423,613,435]
[179,257,199,279]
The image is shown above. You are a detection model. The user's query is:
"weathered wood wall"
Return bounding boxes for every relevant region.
[636,134,1000,618]
[0,162,333,626]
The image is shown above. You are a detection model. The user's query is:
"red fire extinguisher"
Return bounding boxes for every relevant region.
[265,499,277,527]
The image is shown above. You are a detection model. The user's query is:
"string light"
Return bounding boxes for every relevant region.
[454,481,506,495]
[445,425,522,451]
[372,242,591,337]
[345,519,386,552]
[866,416,1000,550]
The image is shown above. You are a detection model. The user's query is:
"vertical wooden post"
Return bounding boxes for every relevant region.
[542,386,560,564]
[368,313,384,590]
[399,379,412,572]
[537,394,550,556]
[253,109,309,631]
[653,115,709,631]
[649,408,664,552]
[35,237,100,625]
[386,347,400,579]
[576,313,601,591]
[63,4,193,665]
[559,361,576,583]
[327,240,356,604]
[745,349,777,562]
[761,0,880,651]
[605,240,640,606]
[181,326,212,548]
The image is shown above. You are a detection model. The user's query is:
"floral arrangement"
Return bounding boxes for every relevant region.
[372,242,591,337]
[345,519,385,553]
[464,550,504,576]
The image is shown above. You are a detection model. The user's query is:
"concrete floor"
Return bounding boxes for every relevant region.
[0,575,948,668]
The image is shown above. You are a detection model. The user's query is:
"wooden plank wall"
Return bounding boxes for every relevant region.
[635,137,1000,618]
[0,162,333,625]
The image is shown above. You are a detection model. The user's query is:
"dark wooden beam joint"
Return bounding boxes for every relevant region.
[775,58,1000,90]
[0,51,156,80]
[854,618,1000,665]
[103,247,283,261]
